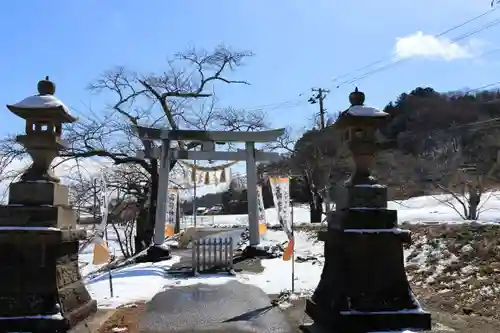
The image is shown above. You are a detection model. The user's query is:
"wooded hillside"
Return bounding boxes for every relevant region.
[192,86,500,221]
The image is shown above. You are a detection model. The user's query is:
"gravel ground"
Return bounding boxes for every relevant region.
[272,294,500,333]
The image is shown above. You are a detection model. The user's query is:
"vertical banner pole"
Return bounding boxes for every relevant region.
[291,199,295,294]
[193,147,198,228]
[100,171,109,242]
[257,185,267,238]
[108,262,114,298]
[175,190,181,234]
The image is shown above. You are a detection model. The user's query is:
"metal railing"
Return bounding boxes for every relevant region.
[182,215,216,226]
[192,237,234,275]
[182,215,249,228]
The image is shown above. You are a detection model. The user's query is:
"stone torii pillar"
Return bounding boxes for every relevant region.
[133,126,284,247]
[245,141,259,245]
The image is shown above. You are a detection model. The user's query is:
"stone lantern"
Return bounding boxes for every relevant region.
[303,89,431,332]
[0,77,96,332]
[337,87,389,186]
[7,76,77,182]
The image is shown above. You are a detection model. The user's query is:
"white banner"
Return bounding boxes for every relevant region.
[257,185,266,225]
[166,188,179,227]
[95,172,109,243]
[269,177,292,239]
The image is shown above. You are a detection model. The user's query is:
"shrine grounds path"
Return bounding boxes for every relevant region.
[95,288,500,333]
[94,274,500,333]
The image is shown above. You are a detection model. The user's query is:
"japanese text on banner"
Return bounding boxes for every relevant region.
[257,185,266,224]
[269,177,292,240]
[166,189,179,226]
[95,173,109,243]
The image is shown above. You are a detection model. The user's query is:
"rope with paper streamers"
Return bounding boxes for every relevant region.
[179,160,237,185]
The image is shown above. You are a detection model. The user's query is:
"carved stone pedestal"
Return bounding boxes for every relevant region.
[305,185,431,333]
[0,181,96,332]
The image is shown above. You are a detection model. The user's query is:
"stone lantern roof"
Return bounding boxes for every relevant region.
[6,76,77,123]
[334,88,389,130]
[5,77,76,182]
[342,87,388,117]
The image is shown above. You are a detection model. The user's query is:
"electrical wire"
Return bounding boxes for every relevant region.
[69,9,500,125]
[234,92,310,113]
[232,8,500,116]
[331,7,499,85]
[336,18,500,88]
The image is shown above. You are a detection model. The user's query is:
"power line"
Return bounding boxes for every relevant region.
[464,80,500,93]
[239,99,304,112]
[330,8,500,88]
[240,65,500,122]
[231,91,311,114]
[332,7,498,84]
[201,9,500,120]
[331,7,498,85]
[109,9,498,124]
[336,18,500,88]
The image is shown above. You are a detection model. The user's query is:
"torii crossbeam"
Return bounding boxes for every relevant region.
[132,125,285,246]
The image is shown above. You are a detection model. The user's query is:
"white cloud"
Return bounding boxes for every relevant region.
[394,31,482,61]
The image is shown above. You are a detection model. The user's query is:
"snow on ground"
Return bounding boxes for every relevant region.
[83,229,322,308]
[80,225,186,308]
[238,231,324,295]
[86,257,181,308]
[180,191,500,228]
[403,223,500,318]
[80,190,500,326]
[181,204,317,228]
[390,191,500,224]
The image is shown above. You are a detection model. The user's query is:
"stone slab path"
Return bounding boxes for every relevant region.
[138,281,294,333]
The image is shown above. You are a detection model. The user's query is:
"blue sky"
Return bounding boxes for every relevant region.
[1,0,499,140]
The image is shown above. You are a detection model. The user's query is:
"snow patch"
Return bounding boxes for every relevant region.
[346,105,388,117]
[11,94,69,110]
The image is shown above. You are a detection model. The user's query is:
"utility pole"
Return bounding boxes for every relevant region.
[309,88,330,129]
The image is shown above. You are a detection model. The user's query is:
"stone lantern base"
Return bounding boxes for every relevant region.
[304,185,431,332]
[0,181,97,332]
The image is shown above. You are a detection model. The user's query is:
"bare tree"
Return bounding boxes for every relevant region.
[109,195,139,259]
[422,127,500,221]
[433,172,494,220]
[0,45,266,253]
[264,126,298,155]
[291,126,343,222]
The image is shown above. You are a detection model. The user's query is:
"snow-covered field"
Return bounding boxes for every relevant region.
[81,191,500,332]
[180,205,317,228]
[178,191,500,228]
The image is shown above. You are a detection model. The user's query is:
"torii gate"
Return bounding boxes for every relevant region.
[132,125,284,246]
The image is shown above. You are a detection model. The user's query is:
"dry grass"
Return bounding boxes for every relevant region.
[300,222,500,320]
[277,294,500,333]
[98,302,146,333]
[404,223,500,319]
